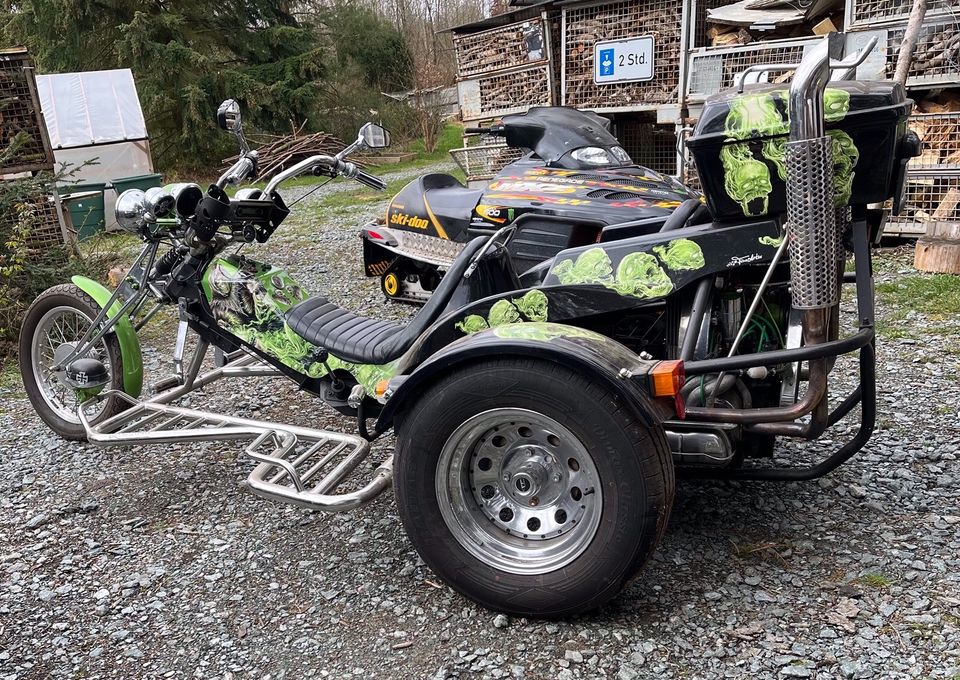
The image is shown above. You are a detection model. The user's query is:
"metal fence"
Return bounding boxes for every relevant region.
[687,37,817,102]
[846,0,957,29]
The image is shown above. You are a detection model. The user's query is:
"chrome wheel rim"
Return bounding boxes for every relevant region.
[30,305,111,424]
[436,408,603,575]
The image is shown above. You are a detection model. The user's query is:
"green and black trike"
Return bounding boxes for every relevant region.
[19,33,919,616]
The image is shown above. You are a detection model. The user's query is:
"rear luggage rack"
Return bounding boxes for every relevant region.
[79,389,392,512]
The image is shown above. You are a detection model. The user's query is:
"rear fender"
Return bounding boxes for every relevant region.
[70,276,144,397]
[377,322,673,432]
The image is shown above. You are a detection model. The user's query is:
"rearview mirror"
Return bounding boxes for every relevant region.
[359,122,390,149]
[217,99,241,132]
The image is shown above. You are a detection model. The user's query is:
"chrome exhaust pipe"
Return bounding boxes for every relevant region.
[785,33,846,312]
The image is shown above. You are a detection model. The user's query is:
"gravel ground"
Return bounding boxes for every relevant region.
[1,167,959,679]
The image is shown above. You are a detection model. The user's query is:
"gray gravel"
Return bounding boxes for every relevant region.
[1,167,958,679]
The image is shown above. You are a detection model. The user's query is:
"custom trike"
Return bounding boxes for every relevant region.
[20,33,918,616]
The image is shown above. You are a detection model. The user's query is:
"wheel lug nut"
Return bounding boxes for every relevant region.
[552,473,562,482]
[529,496,539,507]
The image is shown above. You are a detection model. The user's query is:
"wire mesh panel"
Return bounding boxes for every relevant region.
[846,0,957,29]
[909,113,960,170]
[690,0,732,49]
[21,193,66,250]
[455,18,549,79]
[450,144,525,181]
[617,116,678,175]
[562,0,683,110]
[687,38,816,101]
[887,172,960,233]
[882,17,960,88]
[459,65,553,119]
[0,48,55,174]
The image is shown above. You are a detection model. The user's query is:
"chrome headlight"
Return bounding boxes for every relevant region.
[571,146,614,166]
[115,189,147,233]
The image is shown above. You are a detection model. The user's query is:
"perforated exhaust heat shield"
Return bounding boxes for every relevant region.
[785,136,839,309]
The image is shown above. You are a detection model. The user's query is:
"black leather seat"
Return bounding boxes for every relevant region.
[286,237,488,365]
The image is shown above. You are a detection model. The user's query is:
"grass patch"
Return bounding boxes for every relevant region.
[876,275,960,315]
[0,361,22,392]
[855,572,892,588]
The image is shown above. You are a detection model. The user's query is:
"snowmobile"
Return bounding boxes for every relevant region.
[19,34,919,617]
[360,106,700,302]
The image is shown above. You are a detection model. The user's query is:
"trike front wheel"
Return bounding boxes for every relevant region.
[394,358,674,617]
[18,284,128,440]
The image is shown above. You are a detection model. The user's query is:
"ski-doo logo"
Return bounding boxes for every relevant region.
[390,212,430,229]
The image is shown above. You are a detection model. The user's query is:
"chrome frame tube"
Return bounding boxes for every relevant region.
[55,241,160,369]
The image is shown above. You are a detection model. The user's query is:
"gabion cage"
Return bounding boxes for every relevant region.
[846,0,957,29]
[689,0,734,49]
[687,38,816,101]
[454,18,550,79]
[561,0,682,110]
[616,116,679,176]
[0,48,54,174]
[883,17,960,88]
[459,64,553,120]
[887,172,960,233]
[909,113,960,171]
[19,193,67,251]
[450,144,525,182]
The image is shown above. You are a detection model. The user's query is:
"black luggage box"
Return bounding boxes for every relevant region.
[687,81,913,221]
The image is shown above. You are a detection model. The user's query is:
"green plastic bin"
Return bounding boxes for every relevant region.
[111,173,164,194]
[65,182,106,241]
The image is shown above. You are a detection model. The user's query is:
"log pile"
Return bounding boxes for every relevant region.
[895,20,960,81]
[0,48,54,174]
[455,22,543,78]
[910,98,960,168]
[564,6,681,107]
[478,67,551,113]
[221,124,350,182]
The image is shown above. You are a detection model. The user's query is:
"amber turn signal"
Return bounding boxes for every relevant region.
[650,360,684,398]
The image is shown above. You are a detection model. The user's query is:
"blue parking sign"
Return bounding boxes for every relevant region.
[599,48,615,77]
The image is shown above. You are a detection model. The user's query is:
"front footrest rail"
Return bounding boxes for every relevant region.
[79,390,392,512]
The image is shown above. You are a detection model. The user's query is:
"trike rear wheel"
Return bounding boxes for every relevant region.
[394,358,674,617]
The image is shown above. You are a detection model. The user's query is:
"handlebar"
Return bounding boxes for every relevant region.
[464,125,505,136]
[354,170,387,191]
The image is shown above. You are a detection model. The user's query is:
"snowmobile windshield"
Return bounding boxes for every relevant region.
[500,107,633,169]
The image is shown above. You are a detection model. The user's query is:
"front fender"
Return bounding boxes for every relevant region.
[377,322,672,432]
[71,276,144,397]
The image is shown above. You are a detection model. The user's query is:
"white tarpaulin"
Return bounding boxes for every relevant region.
[36,69,154,230]
[36,69,147,149]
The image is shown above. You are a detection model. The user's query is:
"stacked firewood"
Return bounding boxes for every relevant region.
[910,96,960,168]
[221,124,350,181]
[479,68,551,112]
[902,22,960,80]
[455,24,536,78]
[564,7,681,107]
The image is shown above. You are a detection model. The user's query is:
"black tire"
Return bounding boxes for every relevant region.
[393,358,674,617]
[18,284,129,441]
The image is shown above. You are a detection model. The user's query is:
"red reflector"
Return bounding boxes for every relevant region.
[367,230,384,240]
